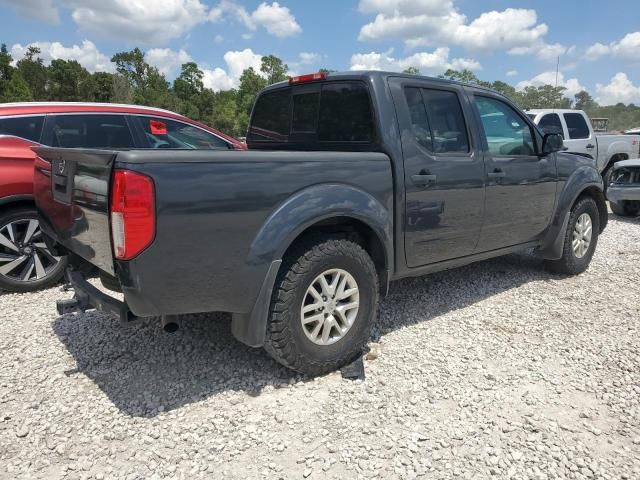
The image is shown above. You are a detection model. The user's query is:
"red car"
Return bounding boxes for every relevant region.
[0,102,245,292]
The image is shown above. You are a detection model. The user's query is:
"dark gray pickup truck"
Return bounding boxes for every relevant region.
[34,71,608,375]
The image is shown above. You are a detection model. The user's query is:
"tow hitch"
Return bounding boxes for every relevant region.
[56,268,139,324]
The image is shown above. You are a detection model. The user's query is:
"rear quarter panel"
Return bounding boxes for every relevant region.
[113,150,393,317]
[0,136,38,199]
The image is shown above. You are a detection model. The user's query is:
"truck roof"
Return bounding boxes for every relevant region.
[262,70,506,97]
[526,109,585,115]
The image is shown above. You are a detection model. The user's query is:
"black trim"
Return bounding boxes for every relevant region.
[60,269,138,323]
[0,194,34,207]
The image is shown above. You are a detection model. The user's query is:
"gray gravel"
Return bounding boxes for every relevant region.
[1,215,639,480]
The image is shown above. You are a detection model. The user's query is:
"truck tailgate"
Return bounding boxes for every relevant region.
[33,147,117,275]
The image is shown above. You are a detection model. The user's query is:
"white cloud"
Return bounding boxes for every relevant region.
[202,68,235,91]
[516,71,584,98]
[64,0,208,45]
[358,0,450,16]
[350,47,480,74]
[298,52,322,65]
[223,48,263,79]
[506,70,518,77]
[10,40,113,73]
[585,32,640,61]
[214,34,224,44]
[358,1,548,53]
[201,48,263,91]
[145,48,192,77]
[585,43,609,60]
[252,2,301,37]
[595,72,640,105]
[0,0,59,24]
[509,42,573,62]
[209,1,301,38]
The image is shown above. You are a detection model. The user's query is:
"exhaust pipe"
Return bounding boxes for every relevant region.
[160,315,179,333]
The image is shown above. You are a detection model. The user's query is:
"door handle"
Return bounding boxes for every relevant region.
[411,174,437,186]
[487,168,506,179]
[586,144,595,150]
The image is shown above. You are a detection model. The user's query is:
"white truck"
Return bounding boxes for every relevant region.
[527,109,640,180]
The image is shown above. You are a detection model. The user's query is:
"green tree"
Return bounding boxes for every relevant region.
[174,62,204,99]
[260,55,288,84]
[47,59,94,101]
[574,90,598,113]
[237,67,267,117]
[111,48,170,106]
[440,68,490,87]
[517,85,571,110]
[489,80,517,99]
[0,43,14,99]
[3,72,32,101]
[92,72,114,102]
[402,66,420,75]
[16,46,47,99]
[111,73,133,103]
[208,89,242,137]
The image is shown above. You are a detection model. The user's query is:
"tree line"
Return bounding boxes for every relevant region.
[1,43,638,137]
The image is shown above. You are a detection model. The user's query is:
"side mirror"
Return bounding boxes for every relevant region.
[541,133,564,155]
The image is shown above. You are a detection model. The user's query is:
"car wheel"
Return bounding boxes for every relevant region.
[610,200,640,217]
[545,196,600,276]
[0,207,67,292]
[264,236,378,375]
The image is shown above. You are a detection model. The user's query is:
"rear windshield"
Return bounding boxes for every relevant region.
[248,81,375,149]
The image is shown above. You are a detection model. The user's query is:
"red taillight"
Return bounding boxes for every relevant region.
[110,170,155,260]
[289,72,327,85]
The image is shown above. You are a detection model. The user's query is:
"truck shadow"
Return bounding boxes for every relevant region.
[52,252,552,418]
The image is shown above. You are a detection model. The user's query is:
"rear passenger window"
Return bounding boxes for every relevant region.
[317,83,374,142]
[563,113,590,139]
[136,117,230,149]
[403,87,469,154]
[248,81,375,147]
[250,89,291,142]
[292,91,319,133]
[0,116,44,143]
[46,115,135,148]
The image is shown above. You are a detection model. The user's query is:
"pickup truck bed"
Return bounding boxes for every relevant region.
[35,71,608,375]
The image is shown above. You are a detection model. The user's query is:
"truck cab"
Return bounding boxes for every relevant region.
[527,109,640,175]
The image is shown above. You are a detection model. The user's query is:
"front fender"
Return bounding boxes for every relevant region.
[538,165,605,260]
[247,183,393,268]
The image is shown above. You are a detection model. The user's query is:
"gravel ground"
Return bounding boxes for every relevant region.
[1,215,639,480]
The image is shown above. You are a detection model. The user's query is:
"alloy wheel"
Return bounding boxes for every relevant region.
[0,218,61,283]
[572,213,593,259]
[300,268,360,346]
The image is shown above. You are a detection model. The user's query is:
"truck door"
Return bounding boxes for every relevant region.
[389,78,485,267]
[561,112,597,161]
[469,93,557,251]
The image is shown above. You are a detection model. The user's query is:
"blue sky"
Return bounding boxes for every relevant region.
[1,0,639,105]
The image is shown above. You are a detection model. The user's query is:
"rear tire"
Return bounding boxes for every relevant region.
[264,236,378,376]
[545,197,599,276]
[610,200,640,217]
[0,206,67,292]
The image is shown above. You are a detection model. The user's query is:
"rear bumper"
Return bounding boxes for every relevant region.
[57,269,138,323]
[607,185,640,203]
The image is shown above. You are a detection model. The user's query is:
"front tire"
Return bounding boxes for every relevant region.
[264,236,378,376]
[545,196,600,275]
[610,200,640,217]
[0,207,67,292]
